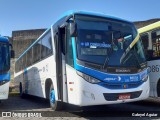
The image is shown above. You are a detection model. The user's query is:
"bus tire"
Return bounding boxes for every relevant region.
[49,84,63,111]
[19,83,25,98]
[157,81,160,97]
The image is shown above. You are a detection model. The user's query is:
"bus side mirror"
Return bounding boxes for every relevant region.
[70,22,77,37]
[11,50,15,58]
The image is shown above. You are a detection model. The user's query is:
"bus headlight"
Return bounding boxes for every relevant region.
[77,71,101,84]
[142,75,149,82]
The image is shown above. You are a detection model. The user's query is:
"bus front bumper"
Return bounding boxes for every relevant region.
[70,76,150,106]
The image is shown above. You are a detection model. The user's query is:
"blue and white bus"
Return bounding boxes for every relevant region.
[0,36,14,101]
[14,11,149,110]
[138,21,160,98]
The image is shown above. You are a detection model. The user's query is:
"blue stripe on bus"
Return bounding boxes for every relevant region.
[71,37,147,84]
[0,72,10,81]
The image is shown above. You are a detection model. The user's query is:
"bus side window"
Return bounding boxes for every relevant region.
[26,48,33,67]
[66,25,74,67]
[18,59,21,72]
[151,29,160,43]
[151,29,160,57]
[41,32,53,59]
[15,61,18,73]
[21,54,25,69]
[33,41,41,64]
[140,33,149,50]
[140,33,150,60]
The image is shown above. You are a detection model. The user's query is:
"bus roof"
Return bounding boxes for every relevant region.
[58,10,131,23]
[138,21,160,33]
[0,36,9,43]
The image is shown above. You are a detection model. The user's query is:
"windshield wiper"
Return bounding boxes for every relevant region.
[132,50,141,68]
[103,50,109,69]
[120,49,141,68]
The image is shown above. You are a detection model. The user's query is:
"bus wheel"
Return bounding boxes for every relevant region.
[49,84,62,111]
[19,83,25,98]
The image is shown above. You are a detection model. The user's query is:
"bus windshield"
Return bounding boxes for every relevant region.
[0,43,10,72]
[75,15,146,68]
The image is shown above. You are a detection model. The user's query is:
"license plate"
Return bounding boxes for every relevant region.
[119,94,130,100]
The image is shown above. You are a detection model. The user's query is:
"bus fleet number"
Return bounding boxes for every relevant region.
[148,65,160,73]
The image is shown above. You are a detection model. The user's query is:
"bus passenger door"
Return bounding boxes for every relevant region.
[65,24,78,104]
[55,26,68,103]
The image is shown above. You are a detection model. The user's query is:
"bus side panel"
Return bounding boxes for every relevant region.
[25,56,56,98]
[14,71,24,91]
[62,55,68,103]
[14,56,56,99]
[65,65,78,104]
[148,60,160,97]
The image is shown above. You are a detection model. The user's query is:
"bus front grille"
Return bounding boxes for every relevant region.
[101,82,143,89]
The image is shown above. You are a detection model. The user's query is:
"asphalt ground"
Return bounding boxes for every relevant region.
[0,95,159,119]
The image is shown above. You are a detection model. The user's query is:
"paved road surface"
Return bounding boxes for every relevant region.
[0,96,159,119]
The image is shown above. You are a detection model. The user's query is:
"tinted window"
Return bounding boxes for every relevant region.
[75,15,142,67]
[15,30,53,73]
[140,33,149,50]
[23,54,27,69]
[19,58,22,71]
[33,41,41,63]
[15,61,18,73]
[151,29,160,58]
[41,32,53,59]
[26,48,33,67]
[66,25,74,67]
[0,43,10,72]
[21,56,24,70]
